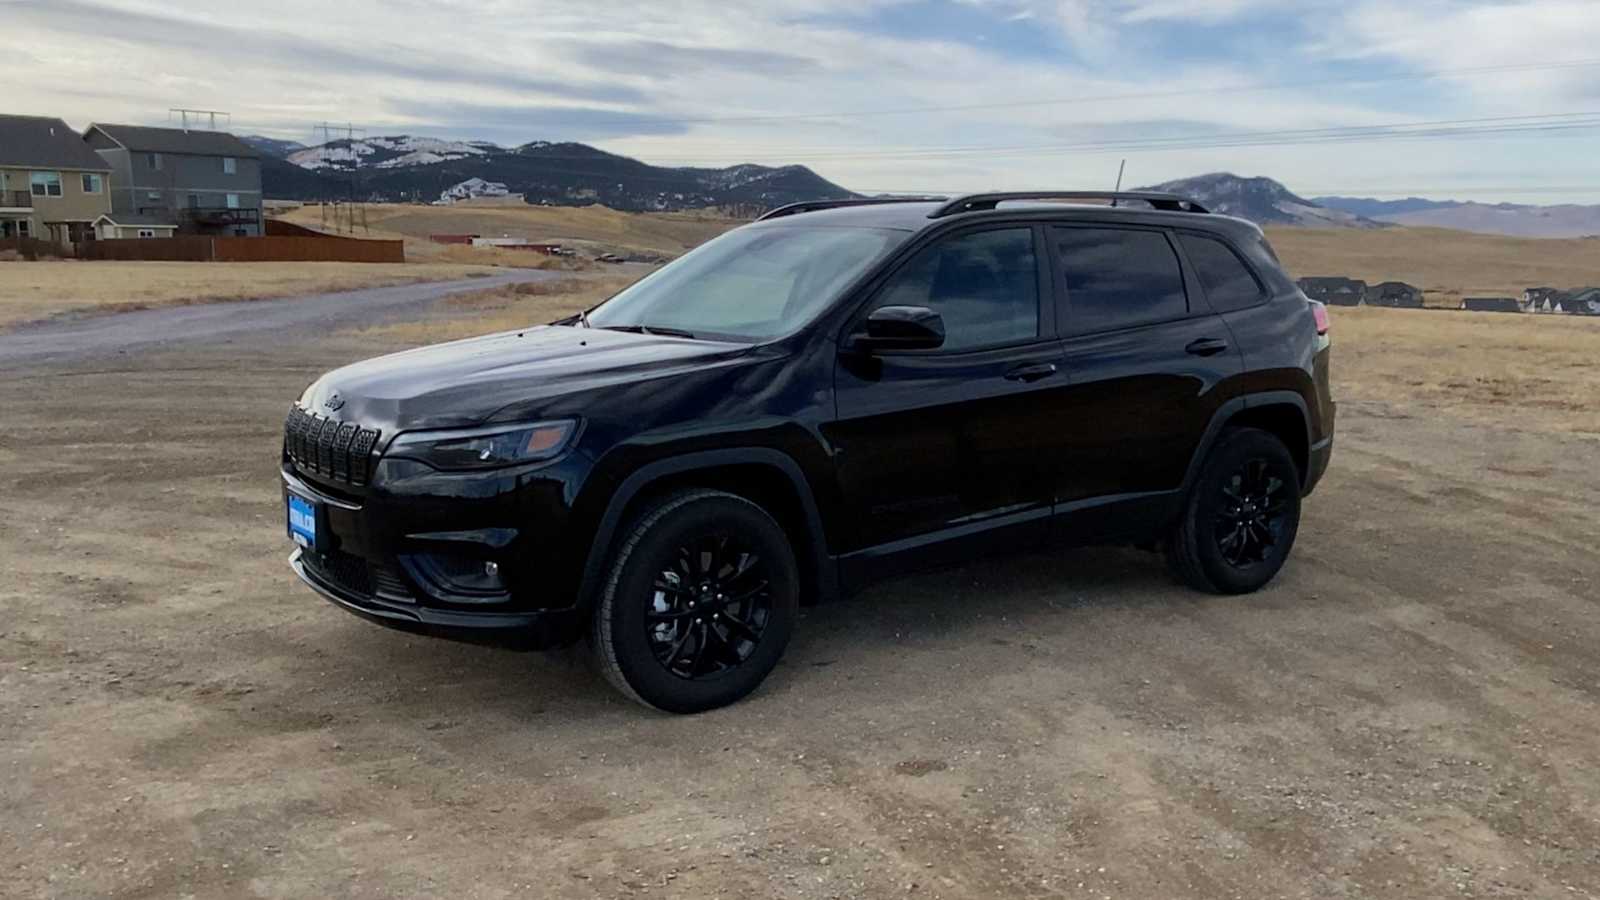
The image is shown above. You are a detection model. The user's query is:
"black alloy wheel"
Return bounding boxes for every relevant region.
[1166,427,1302,595]
[1214,459,1292,568]
[647,535,773,680]
[593,489,799,713]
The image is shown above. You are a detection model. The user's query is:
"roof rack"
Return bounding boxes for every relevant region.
[757,196,949,221]
[928,191,1209,218]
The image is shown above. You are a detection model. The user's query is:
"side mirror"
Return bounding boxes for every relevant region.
[847,305,945,352]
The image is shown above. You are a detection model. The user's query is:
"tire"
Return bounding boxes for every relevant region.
[1166,427,1302,595]
[591,488,799,713]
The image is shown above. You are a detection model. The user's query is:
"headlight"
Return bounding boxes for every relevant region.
[387,419,580,471]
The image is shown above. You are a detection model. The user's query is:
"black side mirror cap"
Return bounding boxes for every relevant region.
[846,305,945,352]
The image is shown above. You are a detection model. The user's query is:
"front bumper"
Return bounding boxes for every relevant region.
[291,548,583,649]
[281,455,593,650]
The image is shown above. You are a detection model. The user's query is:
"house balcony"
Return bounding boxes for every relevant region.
[181,206,261,228]
[1,190,33,211]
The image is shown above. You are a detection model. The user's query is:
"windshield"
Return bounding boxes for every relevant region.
[585,225,904,341]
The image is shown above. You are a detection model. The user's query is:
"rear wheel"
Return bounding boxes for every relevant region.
[592,489,799,713]
[1166,427,1301,594]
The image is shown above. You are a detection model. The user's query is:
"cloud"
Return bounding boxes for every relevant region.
[574,40,819,78]
[384,99,693,143]
[11,0,646,105]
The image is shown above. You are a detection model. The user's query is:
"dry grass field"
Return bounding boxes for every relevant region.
[279,202,742,261]
[1266,226,1600,306]
[0,260,498,330]
[354,273,640,344]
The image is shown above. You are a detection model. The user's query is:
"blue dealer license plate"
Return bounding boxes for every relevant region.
[287,493,318,549]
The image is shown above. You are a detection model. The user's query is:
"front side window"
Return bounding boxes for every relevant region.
[30,171,62,197]
[1179,233,1264,312]
[870,227,1040,351]
[1055,227,1187,334]
[81,173,103,194]
[586,225,903,341]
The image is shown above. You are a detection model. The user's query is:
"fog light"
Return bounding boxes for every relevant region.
[403,552,509,599]
[484,561,500,579]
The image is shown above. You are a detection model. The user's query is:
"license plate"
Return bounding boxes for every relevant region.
[287,492,319,549]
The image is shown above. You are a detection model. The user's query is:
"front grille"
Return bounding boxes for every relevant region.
[284,406,381,486]
[303,548,374,597]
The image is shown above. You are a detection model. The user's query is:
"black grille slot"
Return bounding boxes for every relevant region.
[369,564,415,602]
[303,549,374,597]
[283,405,381,487]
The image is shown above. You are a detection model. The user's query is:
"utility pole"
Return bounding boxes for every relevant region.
[169,108,230,132]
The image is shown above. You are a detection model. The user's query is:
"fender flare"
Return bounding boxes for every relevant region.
[574,447,838,610]
[1180,391,1313,493]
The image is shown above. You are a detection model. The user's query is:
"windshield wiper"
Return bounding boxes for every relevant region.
[598,324,698,339]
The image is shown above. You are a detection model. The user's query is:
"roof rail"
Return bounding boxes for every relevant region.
[757,196,949,221]
[928,191,1209,218]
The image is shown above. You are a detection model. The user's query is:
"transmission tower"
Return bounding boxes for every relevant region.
[314,122,369,234]
[169,108,231,131]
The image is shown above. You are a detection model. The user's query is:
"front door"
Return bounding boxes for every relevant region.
[1049,225,1244,525]
[827,225,1066,565]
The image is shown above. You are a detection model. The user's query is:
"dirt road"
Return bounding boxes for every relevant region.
[2,303,1598,899]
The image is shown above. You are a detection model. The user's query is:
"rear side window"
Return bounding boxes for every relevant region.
[874,227,1040,351]
[1179,233,1265,312]
[1054,227,1186,333]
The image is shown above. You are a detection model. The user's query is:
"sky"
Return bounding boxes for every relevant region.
[4,0,1599,203]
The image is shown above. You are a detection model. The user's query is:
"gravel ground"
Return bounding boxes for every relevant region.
[2,309,1598,899]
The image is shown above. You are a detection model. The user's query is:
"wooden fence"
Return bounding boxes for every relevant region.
[74,235,405,264]
[0,237,72,260]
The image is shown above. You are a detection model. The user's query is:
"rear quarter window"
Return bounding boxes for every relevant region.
[1178,233,1266,313]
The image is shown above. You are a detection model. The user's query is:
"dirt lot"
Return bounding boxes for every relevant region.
[0,260,500,330]
[3,285,1600,898]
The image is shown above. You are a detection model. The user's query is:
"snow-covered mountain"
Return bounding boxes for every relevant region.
[263,134,855,212]
[1139,173,1384,229]
[1315,196,1600,238]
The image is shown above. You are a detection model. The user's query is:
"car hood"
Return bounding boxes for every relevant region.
[300,325,756,433]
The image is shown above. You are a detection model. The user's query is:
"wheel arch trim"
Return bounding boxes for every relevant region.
[1182,391,1313,493]
[576,448,838,612]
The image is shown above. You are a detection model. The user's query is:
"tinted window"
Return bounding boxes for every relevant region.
[588,225,902,341]
[874,228,1039,351]
[1180,233,1264,312]
[1055,228,1186,333]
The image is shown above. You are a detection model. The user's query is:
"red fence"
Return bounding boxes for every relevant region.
[0,237,71,260]
[74,236,405,264]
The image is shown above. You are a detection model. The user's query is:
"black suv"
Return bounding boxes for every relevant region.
[282,192,1335,713]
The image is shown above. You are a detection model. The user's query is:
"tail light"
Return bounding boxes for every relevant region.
[1311,301,1330,336]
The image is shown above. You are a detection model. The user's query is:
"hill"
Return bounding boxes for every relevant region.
[261,135,855,213]
[1316,195,1600,238]
[240,135,307,158]
[1138,174,1383,229]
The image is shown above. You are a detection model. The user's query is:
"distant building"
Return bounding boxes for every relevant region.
[1522,287,1566,313]
[1460,297,1522,313]
[438,178,510,204]
[84,123,263,236]
[92,213,178,240]
[0,114,113,246]
[1366,281,1424,308]
[1298,276,1367,306]
[1566,288,1600,315]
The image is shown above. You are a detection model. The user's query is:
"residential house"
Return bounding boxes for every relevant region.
[1365,281,1425,308]
[1297,276,1367,307]
[84,124,263,236]
[1460,297,1522,313]
[0,114,113,246]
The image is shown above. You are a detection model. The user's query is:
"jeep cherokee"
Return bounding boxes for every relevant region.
[282,191,1335,713]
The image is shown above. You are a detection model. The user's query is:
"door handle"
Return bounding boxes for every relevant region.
[1004,362,1059,383]
[1185,338,1229,357]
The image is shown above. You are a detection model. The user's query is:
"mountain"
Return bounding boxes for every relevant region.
[1317,197,1600,238]
[1312,196,1460,218]
[241,135,307,159]
[261,135,856,213]
[1138,173,1383,228]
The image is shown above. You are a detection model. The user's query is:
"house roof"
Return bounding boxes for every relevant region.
[87,123,260,159]
[0,115,113,170]
[93,213,178,228]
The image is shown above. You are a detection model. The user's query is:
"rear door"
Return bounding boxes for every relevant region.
[1049,224,1244,518]
[828,224,1067,558]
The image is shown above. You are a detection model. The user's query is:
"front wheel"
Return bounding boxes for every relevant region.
[592,489,799,713]
[1166,427,1302,594]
